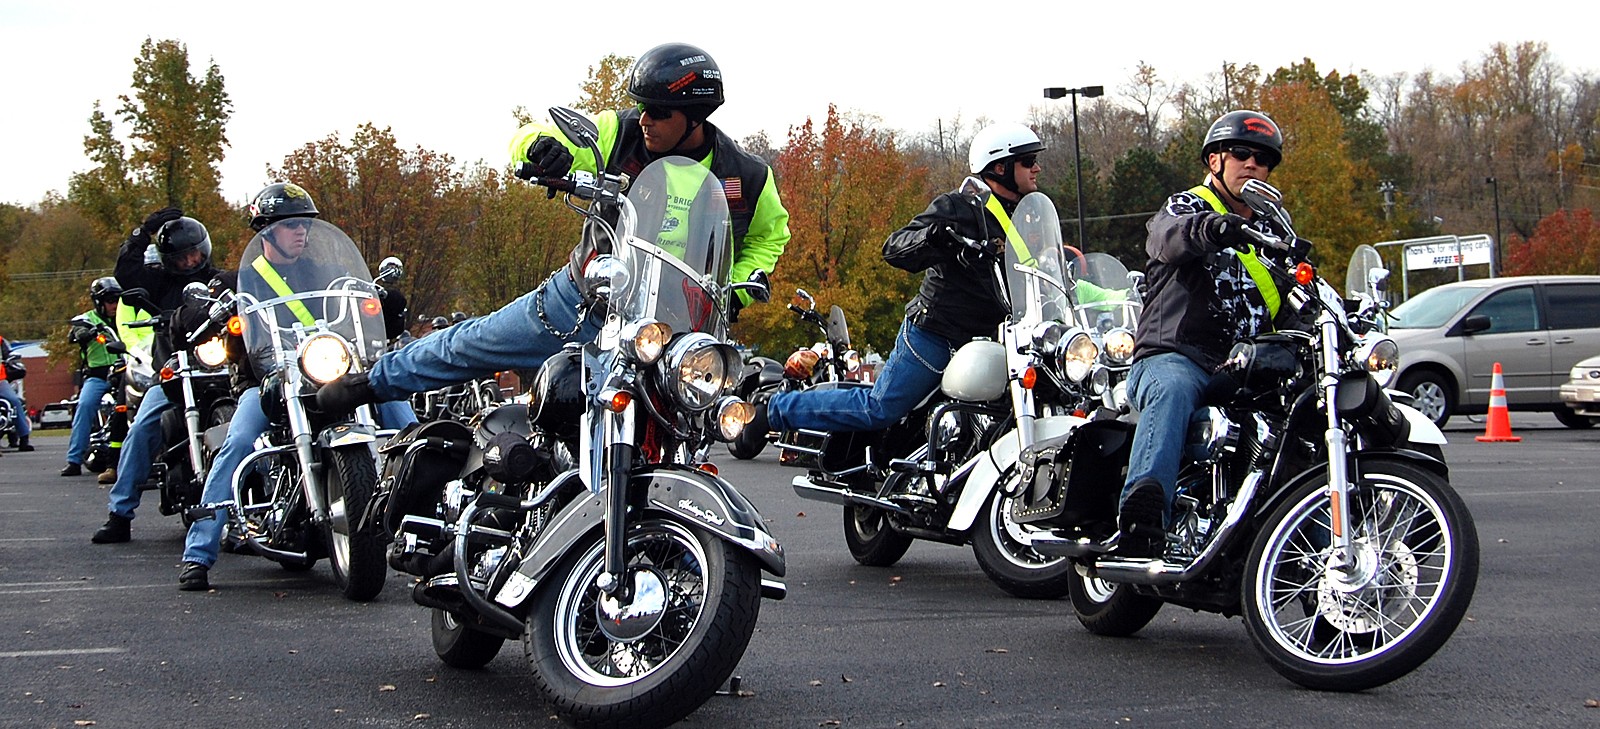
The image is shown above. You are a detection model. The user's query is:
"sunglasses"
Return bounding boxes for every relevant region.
[1224,145,1280,169]
[278,219,313,230]
[637,103,677,120]
[1012,154,1039,169]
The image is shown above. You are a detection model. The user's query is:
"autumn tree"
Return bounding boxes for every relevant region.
[0,198,105,343]
[575,54,635,113]
[1504,208,1600,276]
[68,38,236,245]
[271,124,465,326]
[739,106,930,358]
[449,163,581,315]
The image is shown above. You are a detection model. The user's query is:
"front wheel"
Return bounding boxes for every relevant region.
[1242,459,1479,691]
[431,609,505,669]
[323,446,388,602]
[523,519,762,729]
[843,504,913,567]
[971,488,1074,599]
[1553,406,1596,429]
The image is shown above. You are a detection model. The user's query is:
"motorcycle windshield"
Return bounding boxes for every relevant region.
[612,156,732,337]
[1073,252,1140,332]
[1346,244,1385,302]
[235,219,383,376]
[1006,192,1070,323]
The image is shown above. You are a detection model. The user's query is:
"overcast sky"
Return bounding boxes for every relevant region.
[3,0,1595,208]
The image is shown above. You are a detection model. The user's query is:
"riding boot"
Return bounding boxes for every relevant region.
[16,436,33,452]
[178,562,210,591]
[98,467,118,485]
[91,513,132,544]
[60,462,83,477]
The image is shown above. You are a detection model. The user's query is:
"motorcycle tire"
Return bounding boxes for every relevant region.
[431,608,505,669]
[843,505,913,567]
[322,445,388,602]
[972,489,1075,599]
[523,519,761,729]
[1067,566,1163,636]
[725,424,767,460]
[1241,458,1478,691]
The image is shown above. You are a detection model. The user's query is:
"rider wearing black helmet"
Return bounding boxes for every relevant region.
[317,42,790,414]
[94,210,226,544]
[62,278,127,477]
[1115,109,1302,558]
[247,181,321,232]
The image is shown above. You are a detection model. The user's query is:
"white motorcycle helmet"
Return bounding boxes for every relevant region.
[968,122,1045,175]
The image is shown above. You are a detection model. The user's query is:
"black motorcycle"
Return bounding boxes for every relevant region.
[1018,179,1476,690]
[374,107,784,728]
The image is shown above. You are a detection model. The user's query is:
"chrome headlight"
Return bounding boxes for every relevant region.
[1030,321,1068,355]
[621,319,672,365]
[195,336,229,368]
[842,349,861,373]
[299,333,353,385]
[712,396,754,441]
[1353,336,1400,387]
[1057,330,1099,383]
[658,333,739,412]
[1101,327,1135,365]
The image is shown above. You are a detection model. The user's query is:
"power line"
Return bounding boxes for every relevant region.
[6,268,114,282]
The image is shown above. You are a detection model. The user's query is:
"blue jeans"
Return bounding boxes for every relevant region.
[66,376,112,465]
[767,320,954,433]
[1122,352,1211,526]
[183,390,416,567]
[107,385,173,519]
[367,271,602,401]
[0,380,29,439]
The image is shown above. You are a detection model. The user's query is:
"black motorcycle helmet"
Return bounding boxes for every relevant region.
[430,315,449,330]
[450,311,468,324]
[1200,110,1284,168]
[247,182,320,232]
[89,276,123,307]
[154,217,213,275]
[626,42,724,123]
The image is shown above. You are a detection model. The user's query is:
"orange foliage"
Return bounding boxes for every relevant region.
[1504,209,1600,276]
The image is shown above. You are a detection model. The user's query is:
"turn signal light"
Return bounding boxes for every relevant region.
[160,367,175,381]
[698,462,719,477]
[227,316,243,336]
[361,297,383,317]
[606,390,633,413]
[1020,367,1037,390]
[1294,262,1315,286]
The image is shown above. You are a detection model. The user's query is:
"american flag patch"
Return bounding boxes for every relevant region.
[722,178,744,208]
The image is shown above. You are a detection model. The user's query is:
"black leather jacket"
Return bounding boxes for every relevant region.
[882,190,1014,344]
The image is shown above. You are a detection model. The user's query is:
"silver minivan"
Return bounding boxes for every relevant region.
[1388,275,1600,428]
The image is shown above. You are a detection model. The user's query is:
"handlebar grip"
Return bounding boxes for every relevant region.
[126,318,159,329]
[474,492,525,511]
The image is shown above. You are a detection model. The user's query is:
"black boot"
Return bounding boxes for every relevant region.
[91,513,132,544]
[1115,478,1167,558]
[178,562,210,591]
[16,436,33,452]
[60,462,83,477]
[316,372,376,416]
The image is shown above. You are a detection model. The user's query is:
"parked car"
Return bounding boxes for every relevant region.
[1387,275,1600,428]
[37,401,73,429]
[1558,355,1600,421]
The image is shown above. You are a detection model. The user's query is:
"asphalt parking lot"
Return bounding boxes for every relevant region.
[2,412,1597,728]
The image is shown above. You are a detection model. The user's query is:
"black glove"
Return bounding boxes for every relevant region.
[381,289,408,339]
[139,207,183,237]
[316,372,377,416]
[927,222,960,249]
[525,137,573,178]
[1204,213,1253,252]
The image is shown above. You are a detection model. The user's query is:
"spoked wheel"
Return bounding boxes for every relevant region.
[843,504,913,567]
[323,446,388,602]
[1242,459,1479,691]
[971,486,1074,599]
[524,519,761,729]
[1067,564,1163,636]
[432,608,506,669]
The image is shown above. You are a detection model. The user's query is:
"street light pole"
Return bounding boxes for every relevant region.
[1044,85,1104,250]
[1485,177,1503,277]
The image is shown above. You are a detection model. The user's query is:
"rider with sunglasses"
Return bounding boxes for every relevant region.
[756,122,1046,437]
[315,42,790,415]
[1114,109,1306,558]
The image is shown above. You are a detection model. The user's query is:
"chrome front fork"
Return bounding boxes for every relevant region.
[1319,317,1355,565]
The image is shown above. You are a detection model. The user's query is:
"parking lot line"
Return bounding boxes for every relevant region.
[0,579,305,595]
[0,648,128,659]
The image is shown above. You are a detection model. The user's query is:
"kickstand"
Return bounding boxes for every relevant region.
[714,675,743,697]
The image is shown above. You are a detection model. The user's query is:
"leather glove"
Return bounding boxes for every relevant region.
[1204,213,1253,252]
[927,222,960,249]
[140,207,183,237]
[524,136,573,178]
[316,372,376,416]
[381,289,408,339]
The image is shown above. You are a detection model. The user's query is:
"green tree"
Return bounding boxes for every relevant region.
[1104,147,1186,266]
[0,198,105,343]
[575,54,635,113]
[741,106,930,358]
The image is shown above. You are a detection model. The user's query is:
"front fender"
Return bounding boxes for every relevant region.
[1395,401,1447,445]
[318,422,376,449]
[1258,450,1451,525]
[947,414,1088,533]
[494,466,785,611]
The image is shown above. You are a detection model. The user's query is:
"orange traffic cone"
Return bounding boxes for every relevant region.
[1476,362,1521,442]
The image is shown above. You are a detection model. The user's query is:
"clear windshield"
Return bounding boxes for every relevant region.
[1072,252,1139,333]
[1388,284,1484,330]
[1007,192,1070,324]
[236,219,382,375]
[1346,244,1385,303]
[610,156,732,337]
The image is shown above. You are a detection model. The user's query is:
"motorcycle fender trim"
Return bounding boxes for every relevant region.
[496,485,605,611]
[1262,452,1449,523]
[1396,401,1447,445]
[947,414,1087,533]
[643,466,786,577]
[318,422,376,449]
